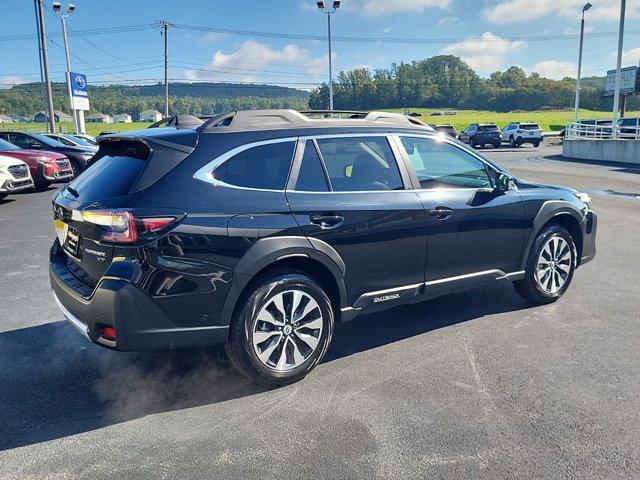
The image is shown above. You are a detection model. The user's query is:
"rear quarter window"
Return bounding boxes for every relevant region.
[212,141,295,190]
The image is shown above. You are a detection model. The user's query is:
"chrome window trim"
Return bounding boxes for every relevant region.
[193,136,298,193]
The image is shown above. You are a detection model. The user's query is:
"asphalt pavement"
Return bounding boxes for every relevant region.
[1,141,639,479]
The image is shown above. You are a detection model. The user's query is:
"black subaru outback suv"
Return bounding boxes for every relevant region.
[50,110,597,384]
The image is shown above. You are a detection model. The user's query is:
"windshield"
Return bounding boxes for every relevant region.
[30,133,65,147]
[66,135,95,146]
[0,139,21,151]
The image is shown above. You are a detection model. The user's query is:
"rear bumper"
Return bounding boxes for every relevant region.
[49,245,229,351]
[580,210,597,265]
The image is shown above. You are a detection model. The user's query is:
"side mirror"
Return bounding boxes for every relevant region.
[497,173,516,192]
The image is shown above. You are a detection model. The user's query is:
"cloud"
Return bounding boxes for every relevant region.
[527,60,578,80]
[436,16,462,27]
[441,32,525,73]
[202,32,229,43]
[353,0,450,16]
[484,0,638,25]
[183,40,333,84]
[0,76,27,89]
[621,47,640,66]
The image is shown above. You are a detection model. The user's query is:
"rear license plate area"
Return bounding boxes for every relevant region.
[63,226,82,259]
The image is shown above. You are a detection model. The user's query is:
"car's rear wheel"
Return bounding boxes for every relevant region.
[492,142,501,148]
[470,138,476,148]
[514,224,576,304]
[509,136,516,148]
[226,271,334,385]
[533,141,540,147]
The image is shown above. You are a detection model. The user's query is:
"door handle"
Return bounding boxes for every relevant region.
[309,214,344,229]
[429,206,453,220]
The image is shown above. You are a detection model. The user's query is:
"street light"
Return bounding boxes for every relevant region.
[52,2,82,134]
[573,2,592,122]
[317,1,340,111]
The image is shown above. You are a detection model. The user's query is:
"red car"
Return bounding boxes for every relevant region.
[0,138,73,188]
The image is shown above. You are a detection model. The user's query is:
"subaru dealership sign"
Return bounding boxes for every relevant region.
[70,72,89,110]
[604,66,639,96]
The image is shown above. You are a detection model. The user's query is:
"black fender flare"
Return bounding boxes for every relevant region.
[518,200,584,270]
[220,236,347,326]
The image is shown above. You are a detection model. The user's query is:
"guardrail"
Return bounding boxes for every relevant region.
[565,121,640,140]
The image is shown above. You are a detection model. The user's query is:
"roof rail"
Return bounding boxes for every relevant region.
[147,114,212,130]
[197,109,432,132]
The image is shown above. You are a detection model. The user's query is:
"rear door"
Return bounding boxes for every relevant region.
[286,134,427,308]
[396,134,526,283]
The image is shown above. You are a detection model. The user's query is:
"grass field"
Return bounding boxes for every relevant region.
[1,108,636,137]
[0,122,151,137]
[385,108,638,132]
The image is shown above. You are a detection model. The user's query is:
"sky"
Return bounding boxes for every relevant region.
[1,0,640,91]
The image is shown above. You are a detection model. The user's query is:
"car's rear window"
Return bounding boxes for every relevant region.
[478,125,499,132]
[66,155,146,201]
[520,124,540,130]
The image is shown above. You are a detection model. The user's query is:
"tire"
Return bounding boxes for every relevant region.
[69,159,81,177]
[226,271,335,385]
[492,142,501,149]
[533,141,540,148]
[509,136,516,148]
[514,224,577,305]
[0,192,7,200]
[470,138,476,148]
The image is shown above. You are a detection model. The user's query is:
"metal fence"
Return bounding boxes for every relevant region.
[565,121,640,140]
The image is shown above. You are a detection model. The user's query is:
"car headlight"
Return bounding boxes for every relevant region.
[574,192,592,204]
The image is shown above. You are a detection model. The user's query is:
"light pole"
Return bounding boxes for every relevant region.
[52,2,81,134]
[317,1,340,111]
[573,3,591,122]
[612,0,627,129]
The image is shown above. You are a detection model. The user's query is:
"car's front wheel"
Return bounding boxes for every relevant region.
[226,271,334,385]
[514,224,576,304]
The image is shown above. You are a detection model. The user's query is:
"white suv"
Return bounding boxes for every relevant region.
[501,122,542,147]
[0,155,33,200]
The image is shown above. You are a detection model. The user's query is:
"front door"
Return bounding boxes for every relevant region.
[396,135,526,284]
[286,134,427,309]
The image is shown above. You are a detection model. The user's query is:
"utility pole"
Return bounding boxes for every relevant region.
[317,1,340,111]
[612,0,626,129]
[36,0,55,133]
[161,21,172,118]
[33,0,47,119]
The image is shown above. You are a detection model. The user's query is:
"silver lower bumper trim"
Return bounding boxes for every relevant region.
[52,291,90,339]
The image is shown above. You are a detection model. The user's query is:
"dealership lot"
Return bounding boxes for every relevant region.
[1,142,639,479]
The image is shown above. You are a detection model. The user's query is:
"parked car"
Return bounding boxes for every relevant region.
[432,124,457,137]
[0,138,73,188]
[458,123,502,148]
[44,133,100,149]
[577,119,612,138]
[501,122,542,147]
[0,155,33,200]
[617,117,640,138]
[72,133,98,146]
[50,109,596,385]
[0,131,95,176]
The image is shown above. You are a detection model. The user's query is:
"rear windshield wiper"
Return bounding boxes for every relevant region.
[66,186,79,198]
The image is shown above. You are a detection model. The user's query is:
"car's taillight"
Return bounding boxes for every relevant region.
[81,210,176,243]
[81,210,137,243]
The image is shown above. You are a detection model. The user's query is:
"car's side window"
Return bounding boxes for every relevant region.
[212,141,295,190]
[10,134,39,149]
[400,136,493,190]
[315,136,404,192]
[295,141,329,192]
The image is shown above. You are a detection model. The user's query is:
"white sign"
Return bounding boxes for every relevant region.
[604,66,638,95]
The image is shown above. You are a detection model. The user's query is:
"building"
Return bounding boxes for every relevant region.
[32,110,73,123]
[139,109,163,122]
[86,112,113,124]
[0,114,12,123]
[113,113,132,123]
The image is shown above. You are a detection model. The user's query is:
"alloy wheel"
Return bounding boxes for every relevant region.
[251,289,323,372]
[535,237,572,294]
